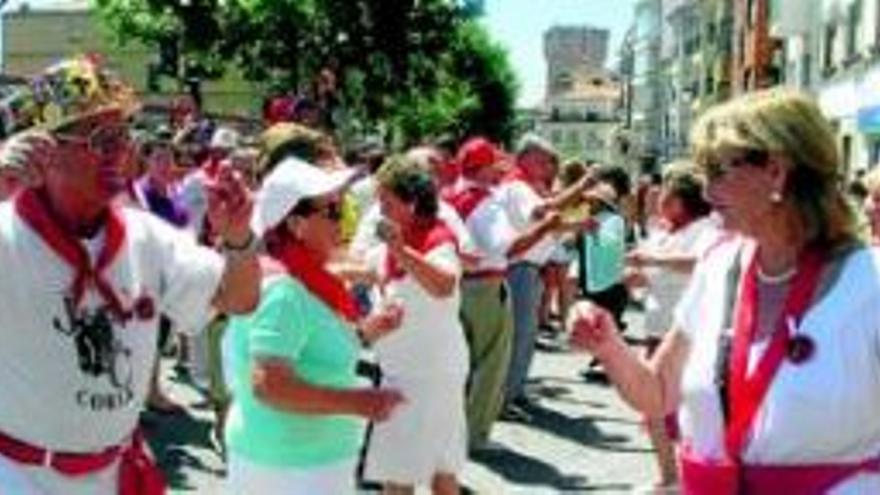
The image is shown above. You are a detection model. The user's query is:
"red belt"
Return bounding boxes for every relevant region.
[679,445,880,495]
[463,269,506,281]
[0,429,165,495]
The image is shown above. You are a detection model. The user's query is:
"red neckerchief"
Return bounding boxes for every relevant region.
[725,245,825,461]
[15,188,127,320]
[274,240,359,322]
[385,220,458,281]
[447,185,492,221]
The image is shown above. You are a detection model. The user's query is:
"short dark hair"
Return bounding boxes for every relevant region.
[377,155,439,220]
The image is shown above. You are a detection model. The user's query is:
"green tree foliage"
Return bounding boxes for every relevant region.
[93,0,519,144]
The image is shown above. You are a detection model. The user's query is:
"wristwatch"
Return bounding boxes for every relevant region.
[221,231,263,261]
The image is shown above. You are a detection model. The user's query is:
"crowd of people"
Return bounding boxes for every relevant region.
[2,55,880,495]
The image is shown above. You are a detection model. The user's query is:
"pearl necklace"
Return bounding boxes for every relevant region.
[756,265,797,284]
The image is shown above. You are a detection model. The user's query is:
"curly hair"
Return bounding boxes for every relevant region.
[376,154,439,220]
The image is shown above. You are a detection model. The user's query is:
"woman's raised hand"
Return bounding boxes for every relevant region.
[566,301,623,358]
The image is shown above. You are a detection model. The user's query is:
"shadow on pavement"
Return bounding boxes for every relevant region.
[470,446,590,491]
[142,409,224,490]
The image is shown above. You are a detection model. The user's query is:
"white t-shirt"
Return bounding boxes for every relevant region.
[497,180,555,265]
[462,189,516,273]
[371,242,469,378]
[350,201,476,259]
[0,203,225,452]
[674,241,880,494]
[641,216,718,336]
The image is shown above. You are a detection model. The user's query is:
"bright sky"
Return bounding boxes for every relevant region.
[482,0,639,108]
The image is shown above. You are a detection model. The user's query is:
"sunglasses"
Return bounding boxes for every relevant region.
[54,124,131,157]
[704,149,769,181]
[304,201,343,222]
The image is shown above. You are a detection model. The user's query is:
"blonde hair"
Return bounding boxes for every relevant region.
[863,167,880,196]
[690,88,860,250]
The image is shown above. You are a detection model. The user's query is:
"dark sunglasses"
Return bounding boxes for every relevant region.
[704,149,769,181]
[303,201,343,222]
[54,124,131,157]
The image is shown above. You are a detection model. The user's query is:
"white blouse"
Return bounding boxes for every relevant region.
[674,240,880,494]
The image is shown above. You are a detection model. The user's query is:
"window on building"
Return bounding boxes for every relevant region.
[801,52,812,87]
[847,0,862,59]
[824,23,837,69]
[747,0,759,28]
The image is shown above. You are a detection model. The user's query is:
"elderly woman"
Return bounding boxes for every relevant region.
[569,89,880,494]
[861,167,880,245]
[224,156,405,495]
[624,161,716,491]
[363,156,469,495]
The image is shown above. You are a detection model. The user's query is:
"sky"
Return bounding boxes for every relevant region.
[481,0,639,108]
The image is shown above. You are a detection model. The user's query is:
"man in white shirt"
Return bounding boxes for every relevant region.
[497,134,594,417]
[0,56,260,495]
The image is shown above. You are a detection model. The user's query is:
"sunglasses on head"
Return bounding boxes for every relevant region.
[54,124,131,157]
[704,148,769,181]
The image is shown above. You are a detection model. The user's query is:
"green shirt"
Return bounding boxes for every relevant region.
[581,210,626,294]
[224,275,365,467]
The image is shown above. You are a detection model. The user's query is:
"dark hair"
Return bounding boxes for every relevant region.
[377,155,439,220]
[595,164,631,198]
[662,163,712,219]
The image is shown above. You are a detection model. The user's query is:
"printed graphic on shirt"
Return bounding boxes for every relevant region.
[52,296,139,412]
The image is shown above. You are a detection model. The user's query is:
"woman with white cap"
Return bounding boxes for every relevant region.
[224,154,406,495]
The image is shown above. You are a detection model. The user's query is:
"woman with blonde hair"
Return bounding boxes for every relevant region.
[860,167,880,244]
[568,89,880,494]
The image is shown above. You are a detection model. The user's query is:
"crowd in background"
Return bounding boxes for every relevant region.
[4,56,880,495]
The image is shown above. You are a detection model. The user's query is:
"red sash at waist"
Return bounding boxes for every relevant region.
[0,428,165,495]
[680,445,880,495]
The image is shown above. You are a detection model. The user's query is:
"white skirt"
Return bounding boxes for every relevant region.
[363,372,467,485]
[225,455,358,495]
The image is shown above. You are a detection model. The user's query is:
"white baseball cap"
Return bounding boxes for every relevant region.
[251,157,356,235]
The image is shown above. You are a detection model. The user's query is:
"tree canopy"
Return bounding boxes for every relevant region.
[93,0,519,145]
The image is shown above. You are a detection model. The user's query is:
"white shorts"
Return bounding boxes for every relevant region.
[0,454,118,495]
[225,455,357,495]
[363,372,467,485]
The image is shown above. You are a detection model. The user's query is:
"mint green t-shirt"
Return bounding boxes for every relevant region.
[581,210,626,294]
[224,275,364,467]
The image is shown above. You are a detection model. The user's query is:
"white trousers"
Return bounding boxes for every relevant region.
[225,455,358,495]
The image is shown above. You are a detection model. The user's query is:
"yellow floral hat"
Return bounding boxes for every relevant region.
[1,54,139,135]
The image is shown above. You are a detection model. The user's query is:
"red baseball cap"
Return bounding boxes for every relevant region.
[456,137,507,173]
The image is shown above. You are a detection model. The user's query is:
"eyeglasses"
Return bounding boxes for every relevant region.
[704,149,769,181]
[54,124,131,157]
[306,201,343,222]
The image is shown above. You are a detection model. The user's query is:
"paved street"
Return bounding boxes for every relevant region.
[145,311,657,494]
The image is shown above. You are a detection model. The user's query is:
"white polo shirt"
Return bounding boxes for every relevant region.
[496,179,556,266]
[675,241,880,493]
[454,184,516,274]
[0,203,224,453]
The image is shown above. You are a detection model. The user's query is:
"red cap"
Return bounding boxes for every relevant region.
[456,137,506,173]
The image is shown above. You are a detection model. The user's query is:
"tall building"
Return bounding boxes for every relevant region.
[628,0,664,170]
[544,26,610,98]
[536,26,621,165]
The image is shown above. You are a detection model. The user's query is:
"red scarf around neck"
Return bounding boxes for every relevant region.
[273,240,359,322]
[15,188,128,320]
[447,185,492,221]
[724,245,825,461]
[385,219,458,281]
